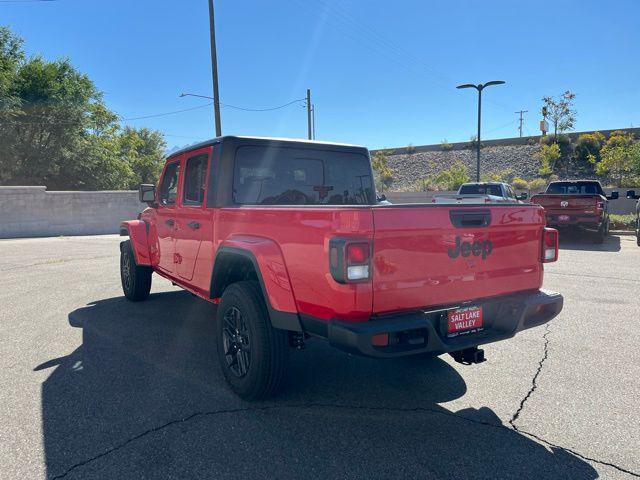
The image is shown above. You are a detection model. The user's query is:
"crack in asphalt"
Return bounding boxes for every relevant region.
[507,324,639,478]
[50,398,640,479]
[509,323,551,428]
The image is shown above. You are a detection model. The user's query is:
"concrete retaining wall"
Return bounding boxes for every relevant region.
[0,187,142,238]
[1,185,636,239]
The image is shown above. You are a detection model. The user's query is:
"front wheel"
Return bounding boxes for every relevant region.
[120,240,152,301]
[216,281,289,400]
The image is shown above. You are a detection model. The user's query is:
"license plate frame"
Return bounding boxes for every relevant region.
[558,214,570,222]
[447,305,484,338]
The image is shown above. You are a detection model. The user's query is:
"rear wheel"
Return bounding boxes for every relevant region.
[593,223,606,244]
[120,240,152,301]
[636,216,640,246]
[216,281,289,400]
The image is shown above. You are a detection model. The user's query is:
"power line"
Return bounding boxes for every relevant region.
[483,119,518,135]
[220,98,305,112]
[290,0,515,113]
[121,103,213,121]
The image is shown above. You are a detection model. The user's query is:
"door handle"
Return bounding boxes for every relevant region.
[187,221,200,230]
[165,219,174,226]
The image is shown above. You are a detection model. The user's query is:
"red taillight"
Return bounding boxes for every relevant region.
[347,243,369,265]
[329,239,371,283]
[542,227,559,263]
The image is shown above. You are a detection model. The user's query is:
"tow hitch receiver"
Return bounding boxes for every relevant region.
[450,347,486,365]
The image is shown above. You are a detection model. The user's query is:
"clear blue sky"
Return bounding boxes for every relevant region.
[3,0,639,150]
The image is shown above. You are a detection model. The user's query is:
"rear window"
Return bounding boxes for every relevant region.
[546,182,603,195]
[459,184,503,196]
[232,146,374,205]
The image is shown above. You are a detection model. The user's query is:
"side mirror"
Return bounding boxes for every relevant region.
[139,184,157,206]
[607,191,619,200]
[377,193,387,202]
[627,189,639,200]
[517,192,528,201]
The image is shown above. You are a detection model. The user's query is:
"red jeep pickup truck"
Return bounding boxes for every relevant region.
[120,136,563,399]
[530,180,619,243]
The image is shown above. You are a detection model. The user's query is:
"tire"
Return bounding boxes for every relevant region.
[636,217,640,247]
[593,223,606,244]
[216,281,289,400]
[120,240,152,301]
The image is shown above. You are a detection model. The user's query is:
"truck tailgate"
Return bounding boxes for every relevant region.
[531,194,600,212]
[371,205,545,314]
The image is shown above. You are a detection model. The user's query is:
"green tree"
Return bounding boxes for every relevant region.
[542,91,576,138]
[119,127,167,188]
[0,26,166,190]
[596,131,640,187]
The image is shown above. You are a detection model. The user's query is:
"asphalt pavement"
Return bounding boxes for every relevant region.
[1,233,638,479]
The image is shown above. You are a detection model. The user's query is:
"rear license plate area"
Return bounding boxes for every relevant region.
[558,214,570,222]
[447,306,484,338]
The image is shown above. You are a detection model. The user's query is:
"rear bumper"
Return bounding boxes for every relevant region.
[301,290,563,358]
[546,214,604,232]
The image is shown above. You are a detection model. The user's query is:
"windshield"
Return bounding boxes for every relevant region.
[545,182,603,195]
[459,184,503,196]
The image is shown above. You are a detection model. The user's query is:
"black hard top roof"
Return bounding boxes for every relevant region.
[166,135,366,159]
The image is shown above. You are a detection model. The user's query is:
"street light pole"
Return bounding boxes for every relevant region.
[476,87,482,182]
[306,89,312,140]
[457,80,505,182]
[208,0,222,137]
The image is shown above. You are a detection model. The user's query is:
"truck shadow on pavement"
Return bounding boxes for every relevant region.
[559,232,621,252]
[37,291,597,479]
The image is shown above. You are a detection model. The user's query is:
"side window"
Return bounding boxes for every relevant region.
[159,161,181,206]
[183,154,209,205]
[507,186,516,199]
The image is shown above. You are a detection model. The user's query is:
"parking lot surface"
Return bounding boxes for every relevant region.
[1,234,639,479]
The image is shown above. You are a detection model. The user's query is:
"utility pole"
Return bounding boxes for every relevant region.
[208,0,222,137]
[515,110,528,137]
[306,89,312,140]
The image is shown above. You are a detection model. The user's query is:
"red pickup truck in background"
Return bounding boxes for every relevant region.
[120,136,563,399]
[530,180,619,243]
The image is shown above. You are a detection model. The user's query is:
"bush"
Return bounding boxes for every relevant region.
[540,134,574,175]
[537,143,560,178]
[528,177,549,193]
[441,140,453,151]
[481,168,515,184]
[421,160,470,191]
[596,131,640,187]
[609,214,636,230]
[371,150,394,192]
[574,132,605,174]
[405,143,416,154]
[511,177,529,190]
